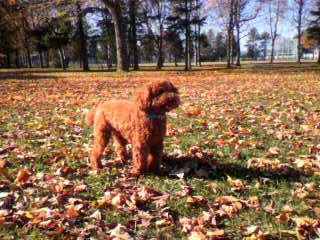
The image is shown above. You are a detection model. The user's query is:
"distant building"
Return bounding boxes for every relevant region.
[302,48,319,60]
[261,36,319,61]
[263,37,297,60]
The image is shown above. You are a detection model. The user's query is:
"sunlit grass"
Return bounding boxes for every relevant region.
[0,63,319,239]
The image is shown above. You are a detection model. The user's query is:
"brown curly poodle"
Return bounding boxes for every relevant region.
[86,80,180,175]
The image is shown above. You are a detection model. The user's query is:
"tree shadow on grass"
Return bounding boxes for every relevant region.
[0,72,61,81]
[1,62,319,77]
[132,62,320,73]
[162,155,311,182]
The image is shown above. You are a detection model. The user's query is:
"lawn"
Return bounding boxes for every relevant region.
[0,63,320,239]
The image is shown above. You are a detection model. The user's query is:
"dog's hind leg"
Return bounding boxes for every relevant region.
[148,143,163,172]
[90,122,111,169]
[112,134,128,163]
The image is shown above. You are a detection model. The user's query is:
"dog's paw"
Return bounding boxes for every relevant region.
[90,159,103,170]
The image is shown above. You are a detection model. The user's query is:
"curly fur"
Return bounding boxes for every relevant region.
[86,80,180,174]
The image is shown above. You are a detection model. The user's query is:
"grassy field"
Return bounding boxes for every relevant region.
[0,63,320,239]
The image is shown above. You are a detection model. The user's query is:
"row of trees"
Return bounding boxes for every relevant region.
[214,0,320,66]
[0,0,320,71]
[0,0,205,71]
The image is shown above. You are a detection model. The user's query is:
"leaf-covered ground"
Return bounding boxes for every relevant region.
[0,63,320,239]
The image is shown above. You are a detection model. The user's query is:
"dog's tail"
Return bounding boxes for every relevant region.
[85,108,96,125]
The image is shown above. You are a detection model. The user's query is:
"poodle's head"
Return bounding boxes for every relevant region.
[134,80,180,113]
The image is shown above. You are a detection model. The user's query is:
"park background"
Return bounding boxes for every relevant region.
[0,0,320,239]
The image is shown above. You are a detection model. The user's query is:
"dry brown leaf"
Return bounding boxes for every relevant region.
[65,205,80,218]
[186,196,207,206]
[16,169,31,183]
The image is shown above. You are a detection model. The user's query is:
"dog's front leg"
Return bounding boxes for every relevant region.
[132,143,149,175]
[148,143,163,172]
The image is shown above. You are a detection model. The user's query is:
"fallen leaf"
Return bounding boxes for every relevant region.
[16,169,31,183]
[155,218,172,228]
[188,231,207,240]
[186,196,207,206]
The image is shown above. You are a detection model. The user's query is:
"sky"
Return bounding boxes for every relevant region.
[86,0,315,52]
[202,0,315,50]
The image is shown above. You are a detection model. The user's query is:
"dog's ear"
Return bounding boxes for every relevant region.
[133,87,151,111]
[155,80,178,94]
[167,81,178,93]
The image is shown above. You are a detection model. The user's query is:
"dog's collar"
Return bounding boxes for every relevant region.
[146,113,166,120]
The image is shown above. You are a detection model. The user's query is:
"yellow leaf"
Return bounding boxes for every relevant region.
[12,95,24,101]
[25,211,34,219]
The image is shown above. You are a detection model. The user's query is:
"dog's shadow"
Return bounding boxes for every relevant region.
[162,155,311,182]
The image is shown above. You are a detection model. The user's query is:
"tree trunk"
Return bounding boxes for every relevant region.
[231,27,234,65]
[106,44,109,68]
[79,54,82,68]
[318,46,320,64]
[297,28,301,64]
[26,47,32,68]
[231,35,234,65]
[129,0,139,70]
[297,0,302,64]
[269,0,281,64]
[39,50,44,68]
[194,24,201,67]
[104,10,113,70]
[270,38,275,63]
[188,0,192,69]
[77,2,89,71]
[184,0,191,70]
[188,34,192,70]
[106,45,112,70]
[45,51,50,67]
[194,0,201,67]
[6,52,11,68]
[227,0,234,68]
[197,23,201,66]
[235,0,241,66]
[185,27,189,70]
[157,23,164,69]
[58,48,66,70]
[104,1,129,71]
[236,26,241,66]
[194,25,198,65]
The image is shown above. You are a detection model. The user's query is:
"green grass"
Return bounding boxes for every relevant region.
[0,63,319,239]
